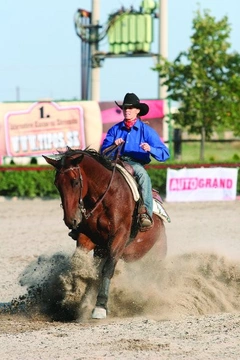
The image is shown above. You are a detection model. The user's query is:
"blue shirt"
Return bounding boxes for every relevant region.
[101,119,170,164]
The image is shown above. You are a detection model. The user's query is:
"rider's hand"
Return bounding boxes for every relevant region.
[140,142,151,152]
[115,138,125,146]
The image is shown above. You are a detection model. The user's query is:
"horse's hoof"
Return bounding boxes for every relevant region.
[92,306,107,319]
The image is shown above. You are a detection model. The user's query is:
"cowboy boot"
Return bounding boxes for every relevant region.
[138,205,153,231]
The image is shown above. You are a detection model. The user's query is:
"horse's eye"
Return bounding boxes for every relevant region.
[72,179,79,187]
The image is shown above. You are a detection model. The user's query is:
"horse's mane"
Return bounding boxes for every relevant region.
[57,147,114,170]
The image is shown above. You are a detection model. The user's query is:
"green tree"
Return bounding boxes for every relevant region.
[154,9,240,161]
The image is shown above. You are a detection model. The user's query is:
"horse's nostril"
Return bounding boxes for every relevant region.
[73,219,77,229]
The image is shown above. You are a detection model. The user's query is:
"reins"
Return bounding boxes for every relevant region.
[102,143,119,157]
[80,144,123,219]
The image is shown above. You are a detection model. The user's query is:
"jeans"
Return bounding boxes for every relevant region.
[126,160,153,216]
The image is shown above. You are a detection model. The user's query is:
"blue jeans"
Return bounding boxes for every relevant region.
[127,160,153,216]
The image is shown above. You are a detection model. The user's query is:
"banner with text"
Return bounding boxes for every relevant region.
[4,101,85,157]
[166,167,238,202]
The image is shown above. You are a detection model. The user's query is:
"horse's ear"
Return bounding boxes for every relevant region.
[71,154,84,167]
[42,155,60,169]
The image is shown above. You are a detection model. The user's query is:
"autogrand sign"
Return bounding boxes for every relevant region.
[166,167,238,202]
[4,101,86,156]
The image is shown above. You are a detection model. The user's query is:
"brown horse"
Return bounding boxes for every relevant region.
[43,147,167,319]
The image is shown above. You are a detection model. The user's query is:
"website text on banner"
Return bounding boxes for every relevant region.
[166,167,238,202]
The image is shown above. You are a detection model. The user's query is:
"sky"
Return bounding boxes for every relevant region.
[0,0,239,103]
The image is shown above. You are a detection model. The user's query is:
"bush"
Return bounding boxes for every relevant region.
[147,167,167,195]
[0,168,59,198]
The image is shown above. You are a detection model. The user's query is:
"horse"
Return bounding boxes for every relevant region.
[43,147,167,319]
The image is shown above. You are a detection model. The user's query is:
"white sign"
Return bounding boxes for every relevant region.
[4,102,85,156]
[166,167,238,202]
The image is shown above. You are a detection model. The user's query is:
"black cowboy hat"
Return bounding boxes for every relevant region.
[115,93,149,116]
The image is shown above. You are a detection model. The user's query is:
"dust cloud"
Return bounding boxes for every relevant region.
[3,247,240,322]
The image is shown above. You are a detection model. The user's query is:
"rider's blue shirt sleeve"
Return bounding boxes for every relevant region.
[143,124,170,162]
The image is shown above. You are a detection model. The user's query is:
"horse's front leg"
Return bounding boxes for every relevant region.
[91,256,117,319]
[91,226,131,319]
[76,233,96,252]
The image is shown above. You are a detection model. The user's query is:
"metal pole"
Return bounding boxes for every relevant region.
[167,97,173,156]
[16,86,20,101]
[90,0,100,101]
[158,0,168,100]
[81,29,87,99]
[81,14,91,101]
[158,0,169,145]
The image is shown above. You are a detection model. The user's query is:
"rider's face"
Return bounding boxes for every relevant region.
[123,106,140,121]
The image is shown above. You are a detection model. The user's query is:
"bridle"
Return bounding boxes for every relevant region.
[57,150,120,220]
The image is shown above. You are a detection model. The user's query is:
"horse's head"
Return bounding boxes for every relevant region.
[43,151,86,230]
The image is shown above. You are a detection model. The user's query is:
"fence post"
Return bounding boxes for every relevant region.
[173,128,182,160]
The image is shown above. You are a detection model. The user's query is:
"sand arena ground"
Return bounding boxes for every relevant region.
[0,198,240,359]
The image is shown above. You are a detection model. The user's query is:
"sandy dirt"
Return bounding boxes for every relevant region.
[0,197,240,359]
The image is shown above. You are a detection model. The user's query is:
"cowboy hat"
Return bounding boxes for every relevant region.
[115,93,149,116]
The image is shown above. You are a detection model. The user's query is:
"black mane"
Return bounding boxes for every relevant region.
[57,147,114,170]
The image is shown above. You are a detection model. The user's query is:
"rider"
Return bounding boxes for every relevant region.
[101,92,170,230]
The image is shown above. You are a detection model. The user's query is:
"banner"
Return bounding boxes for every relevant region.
[166,167,238,202]
[4,102,86,157]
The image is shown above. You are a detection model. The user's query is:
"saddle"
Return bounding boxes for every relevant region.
[116,158,163,201]
[116,158,135,176]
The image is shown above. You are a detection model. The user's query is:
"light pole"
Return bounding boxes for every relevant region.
[158,0,169,146]
[158,0,168,100]
[91,0,100,101]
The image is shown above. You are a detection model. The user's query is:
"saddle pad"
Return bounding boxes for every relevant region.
[153,199,170,222]
[116,164,140,201]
